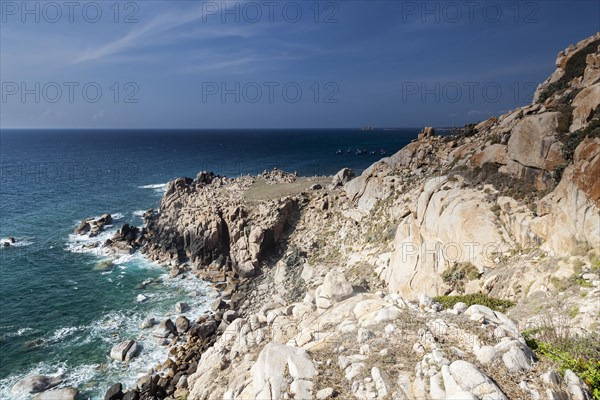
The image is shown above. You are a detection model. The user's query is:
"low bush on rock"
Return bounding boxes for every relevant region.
[433,293,515,313]
[524,326,600,399]
[441,262,480,292]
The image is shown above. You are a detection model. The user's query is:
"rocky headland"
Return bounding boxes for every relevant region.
[18,33,600,400]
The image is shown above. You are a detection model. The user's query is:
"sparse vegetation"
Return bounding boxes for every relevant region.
[557,104,574,133]
[489,133,502,145]
[553,163,567,183]
[433,293,515,313]
[569,305,580,318]
[453,122,478,137]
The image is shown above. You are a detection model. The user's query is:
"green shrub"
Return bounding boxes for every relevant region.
[433,293,515,313]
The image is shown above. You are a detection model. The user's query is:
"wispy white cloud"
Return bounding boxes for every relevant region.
[72,1,258,64]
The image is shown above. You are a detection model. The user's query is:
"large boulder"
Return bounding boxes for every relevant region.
[506,112,564,172]
[344,162,395,211]
[154,319,177,338]
[448,360,508,400]
[252,343,316,399]
[570,83,600,132]
[104,383,123,400]
[470,144,507,167]
[110,340,140,362]
[315,270,354,310]
[330,168,355,188]
[11,374,63,394]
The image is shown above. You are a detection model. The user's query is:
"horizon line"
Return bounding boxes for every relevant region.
[0,126,458,131]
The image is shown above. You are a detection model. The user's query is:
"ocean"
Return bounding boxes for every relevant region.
[0,128,419,399]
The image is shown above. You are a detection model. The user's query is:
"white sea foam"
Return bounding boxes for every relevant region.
[0,327,36,340]
[138,183,167,194]
[66,228,118,257]
[138,183,167,189]
[0,267,215,400]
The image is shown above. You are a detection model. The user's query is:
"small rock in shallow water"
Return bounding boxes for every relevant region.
[154,319,177,338]
[140,317,156,329]
[175,302,189,313]
[95,260,114,271]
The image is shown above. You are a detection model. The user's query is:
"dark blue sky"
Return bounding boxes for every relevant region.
[1,0,599,128]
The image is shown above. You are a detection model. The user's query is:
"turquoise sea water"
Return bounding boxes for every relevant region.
[0,129,419,399]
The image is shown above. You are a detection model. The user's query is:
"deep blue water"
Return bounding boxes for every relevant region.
[0,128,419,398]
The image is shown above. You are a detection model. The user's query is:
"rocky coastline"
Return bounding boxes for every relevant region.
[12,33,600,400]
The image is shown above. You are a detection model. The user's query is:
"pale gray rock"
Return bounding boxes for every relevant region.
[502,345,533,373]
[154,319,177,338]
[330,168,355,188]
[316,387,335,399]
[449,360,508,400]
[315,270,353,310]
[564,369,591,400]
[140,317,156,329]
[541,369,562,387]
[175,316,190,332]
[32,387,79,400]
[175,302,189,313]
[110,339,140,362]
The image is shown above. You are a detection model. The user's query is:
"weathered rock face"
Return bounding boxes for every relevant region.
[385,177,512,299]
[504,112,564,187]
[142,170,300,277]
[344,161,395,211]
[418,126,435,140]
[252,343,316,399]
[532,137,600,254]
[470,144,507,167]
[570,83,600,131]
[534,33,600,102]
